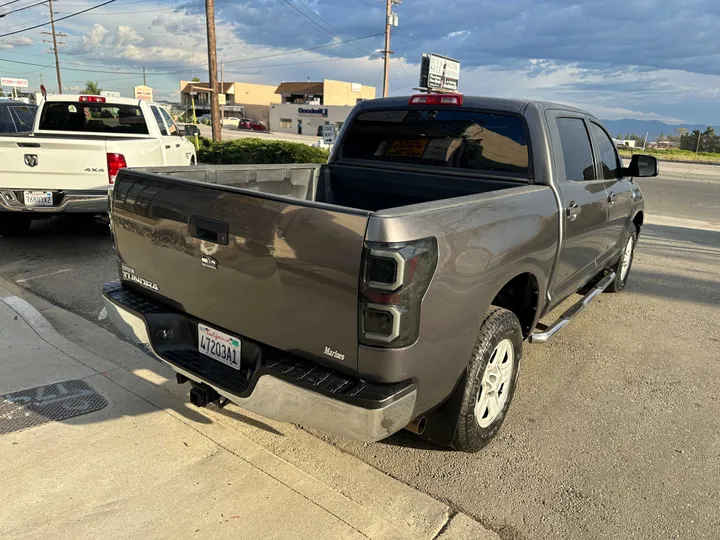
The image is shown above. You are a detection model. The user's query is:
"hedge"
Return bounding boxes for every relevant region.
[197,137,329,165]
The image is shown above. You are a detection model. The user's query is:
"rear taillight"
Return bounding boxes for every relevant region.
[359,237,438,347]
[408,93,463,106]
[106,153,127,184]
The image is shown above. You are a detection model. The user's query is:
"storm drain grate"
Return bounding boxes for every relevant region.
[0,379,108,435]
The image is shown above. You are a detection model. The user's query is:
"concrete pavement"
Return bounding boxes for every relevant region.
[0,281,496,540]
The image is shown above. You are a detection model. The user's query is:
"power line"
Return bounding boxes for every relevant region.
[0,0,118,38]
[0,0,24,8]
[274,0,367,55]
[0,1,48,18]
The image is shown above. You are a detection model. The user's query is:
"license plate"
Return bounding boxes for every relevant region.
[24,191,53,206]
[198,323,241,370]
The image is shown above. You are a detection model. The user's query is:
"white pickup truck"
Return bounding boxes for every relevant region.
[0,94,197,236]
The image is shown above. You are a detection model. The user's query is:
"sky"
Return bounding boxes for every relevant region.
[1,0,720,124]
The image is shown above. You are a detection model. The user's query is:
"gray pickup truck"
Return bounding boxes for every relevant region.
[103,94,657,452]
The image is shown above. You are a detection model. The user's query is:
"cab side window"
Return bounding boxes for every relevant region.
[151,106,168,136]
[556,117,596,181]
[159,107,179,136]
[590,122,621,179]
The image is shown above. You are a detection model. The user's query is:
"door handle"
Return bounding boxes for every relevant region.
[565,203,581,221]
[165,145,171,149]
[608,192,617,204]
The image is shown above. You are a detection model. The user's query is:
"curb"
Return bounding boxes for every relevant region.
[0,278,499,540]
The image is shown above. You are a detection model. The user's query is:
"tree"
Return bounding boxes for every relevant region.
[0,88,4,97]
[658,132,665,142]
[82,81,102,95]
[191,77,201,82]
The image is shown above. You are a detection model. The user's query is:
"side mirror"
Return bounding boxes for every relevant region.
[624,154,658,178]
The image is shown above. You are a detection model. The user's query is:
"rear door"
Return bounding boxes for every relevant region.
[546,112,610,303]
[588,121,633,258]
[149,105,177,164]
[158,107,188,164]
[111,172,370,374]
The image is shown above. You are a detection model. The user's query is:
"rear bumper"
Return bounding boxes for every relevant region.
[0,189,108,213]
[102,282,416,442]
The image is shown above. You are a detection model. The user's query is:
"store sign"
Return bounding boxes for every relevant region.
[134,85,153,101]
[298,107,328,117]
[100,91,121,98]
[351,82,362,92]
[419,53,460,91]
[1,77,29,88]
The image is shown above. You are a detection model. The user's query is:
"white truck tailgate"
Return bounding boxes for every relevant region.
[0,138,109,190]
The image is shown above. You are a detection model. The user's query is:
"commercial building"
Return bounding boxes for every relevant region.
[270,79,375,135]
[179,81,280,123]
[275,79,375,106]
[269,103,356,136]
[179,78,375,131]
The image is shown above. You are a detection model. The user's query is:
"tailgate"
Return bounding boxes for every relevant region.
[111,170,370,374]
[0,138,109,190]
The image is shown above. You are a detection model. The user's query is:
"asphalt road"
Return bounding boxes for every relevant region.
[1,169,719,539]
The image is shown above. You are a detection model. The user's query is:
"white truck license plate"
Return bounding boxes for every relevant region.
[24,191,53,206]
[198,323,241,370]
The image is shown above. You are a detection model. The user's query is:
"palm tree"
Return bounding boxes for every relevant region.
[82,81,102,95]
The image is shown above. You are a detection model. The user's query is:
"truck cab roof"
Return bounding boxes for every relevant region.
[355,94,598,119]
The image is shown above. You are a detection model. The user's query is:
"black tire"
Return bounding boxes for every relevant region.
[0,214,32,237]
[452,306,523,453]
[606,227,637,293]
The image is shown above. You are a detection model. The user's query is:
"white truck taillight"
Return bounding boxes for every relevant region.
[107,153,127,184]
[359,237,438,347]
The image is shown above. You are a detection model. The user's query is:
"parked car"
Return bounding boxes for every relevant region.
[103,94,656,452]
[0,94,196,236]
[221,117,241,127]
[238,118,267,131]
[0,100,37,134]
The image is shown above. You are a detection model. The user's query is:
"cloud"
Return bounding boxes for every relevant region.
[14,0,720,124]
[0,36,35,49]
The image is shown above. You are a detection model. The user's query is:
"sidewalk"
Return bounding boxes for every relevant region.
[0,281,497,540]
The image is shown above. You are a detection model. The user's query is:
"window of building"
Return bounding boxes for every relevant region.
[556,118,596,181]
[279,118,293,128]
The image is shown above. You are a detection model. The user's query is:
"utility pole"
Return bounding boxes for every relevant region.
[42,0,65,94]
[205,0,221,141]
[382,0,400,97]
[220,58,224,122]
[143,67,147,86]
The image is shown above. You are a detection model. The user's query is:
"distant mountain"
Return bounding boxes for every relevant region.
[600,119,720,142]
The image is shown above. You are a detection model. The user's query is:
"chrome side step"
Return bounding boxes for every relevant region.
[530,271,616,344]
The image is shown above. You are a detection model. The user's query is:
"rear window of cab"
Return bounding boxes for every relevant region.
[340,109,530,175]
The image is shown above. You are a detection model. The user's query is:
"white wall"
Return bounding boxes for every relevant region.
[269,103,355,135]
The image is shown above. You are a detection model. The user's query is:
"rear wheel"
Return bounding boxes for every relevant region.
[452,306,523,453]
[0,214,32,237]
[606,227,637,293]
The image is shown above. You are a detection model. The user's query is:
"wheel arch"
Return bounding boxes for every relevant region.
[488,272,541,338]
[633,210,644,234]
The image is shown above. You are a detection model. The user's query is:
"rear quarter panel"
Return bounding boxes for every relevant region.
[362,185,559,414]
[106,139,164,167]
